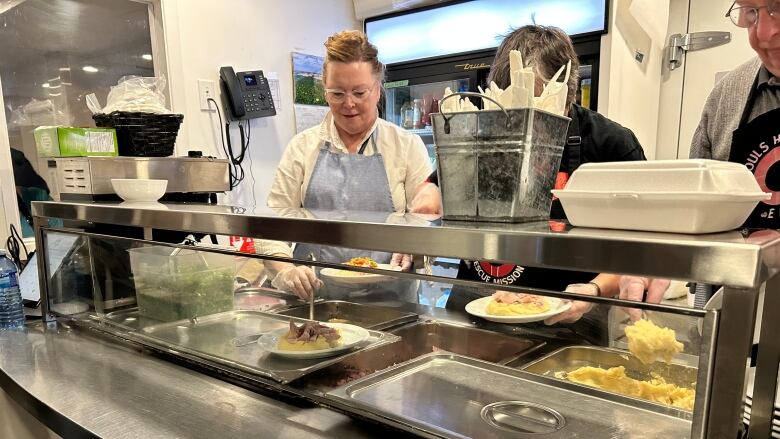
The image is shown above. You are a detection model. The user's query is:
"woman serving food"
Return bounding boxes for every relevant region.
[257,30,436,301]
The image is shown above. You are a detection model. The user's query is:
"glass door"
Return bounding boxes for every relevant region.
[0,0,162,240]
[385,78,469,166]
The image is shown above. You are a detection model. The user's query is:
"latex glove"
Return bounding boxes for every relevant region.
[271,265,322,300]
[410,182,442,217]
[390,253,412,271]
[545,282,599,325]
[618,276,670,320]
[618,276,670,303]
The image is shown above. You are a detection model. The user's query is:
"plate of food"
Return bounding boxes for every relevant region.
[319,257,396,285]
[257,320,371,359]
[465,291,572,323]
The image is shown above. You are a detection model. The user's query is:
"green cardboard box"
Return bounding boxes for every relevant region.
[33,126,118,157]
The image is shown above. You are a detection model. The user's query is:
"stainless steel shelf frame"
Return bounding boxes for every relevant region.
[31,201,780,439]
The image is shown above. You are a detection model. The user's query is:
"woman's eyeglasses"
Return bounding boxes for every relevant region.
[726,0,778,28]
[324,83,377,104]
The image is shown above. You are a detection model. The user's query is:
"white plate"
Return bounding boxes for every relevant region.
[319,264,396,285]
[465,296,572,324]
[257,322,370,359]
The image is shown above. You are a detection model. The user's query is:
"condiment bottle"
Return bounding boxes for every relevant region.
[400,100,413,129]
[412,99,423,129]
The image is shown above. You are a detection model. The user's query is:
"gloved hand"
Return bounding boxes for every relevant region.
[271,265,322,300]
[544,282,599,325]
[390,253,413,271]
[618,276,669,302]
[618,276,670,320]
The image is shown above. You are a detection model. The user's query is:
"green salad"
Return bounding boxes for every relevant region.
[135,268,234,322]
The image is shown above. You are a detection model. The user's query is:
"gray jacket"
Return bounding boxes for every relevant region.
[689,57,762,160]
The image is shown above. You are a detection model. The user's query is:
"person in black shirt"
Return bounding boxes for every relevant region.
[427,26,647,343]
[10,147,51,236]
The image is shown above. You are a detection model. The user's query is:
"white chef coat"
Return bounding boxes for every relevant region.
[257,112,432,257]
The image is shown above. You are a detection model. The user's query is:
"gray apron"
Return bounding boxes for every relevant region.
[293,128,418,302]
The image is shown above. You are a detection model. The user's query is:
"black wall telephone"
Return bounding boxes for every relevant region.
[219,66,276,120]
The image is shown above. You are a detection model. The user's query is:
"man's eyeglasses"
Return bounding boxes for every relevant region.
[324,83,377,104]
[726,0,779,28]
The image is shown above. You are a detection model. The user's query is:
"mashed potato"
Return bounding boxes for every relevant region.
[560,366,695,411]
[277,336,335,351]
[625,319,684,364]
[485,291,551,316]
[486,300,550,315]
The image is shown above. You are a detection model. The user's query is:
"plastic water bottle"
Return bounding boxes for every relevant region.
[0,249,25,330]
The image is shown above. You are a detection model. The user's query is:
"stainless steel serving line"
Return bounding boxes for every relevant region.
[26,200,780,439]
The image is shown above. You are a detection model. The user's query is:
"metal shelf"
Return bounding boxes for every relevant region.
[32,201,780,288]
[406,127,433,136]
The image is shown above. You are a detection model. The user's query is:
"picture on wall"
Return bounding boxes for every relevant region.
[292,52,327,106]
[292,52,329,133]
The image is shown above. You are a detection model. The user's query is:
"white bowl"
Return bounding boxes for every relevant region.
[111,178,167,202]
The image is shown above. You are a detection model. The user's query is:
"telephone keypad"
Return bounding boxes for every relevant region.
[236,70,276,119]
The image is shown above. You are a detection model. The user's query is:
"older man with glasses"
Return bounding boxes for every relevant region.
[620,0,780,308]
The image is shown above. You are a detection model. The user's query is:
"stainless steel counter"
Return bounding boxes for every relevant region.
[0,323,392,439]
[29,200,780,439]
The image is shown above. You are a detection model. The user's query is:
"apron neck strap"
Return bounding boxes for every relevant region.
[357,125,379,155]
[565,110,583,172]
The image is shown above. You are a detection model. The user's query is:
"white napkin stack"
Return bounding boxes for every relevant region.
[504,50,535,109]
[534,60,571,116]
[439,52,571,116]
[441,87,479,113]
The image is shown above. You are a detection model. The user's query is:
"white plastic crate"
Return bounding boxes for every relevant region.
[552,159,770,234]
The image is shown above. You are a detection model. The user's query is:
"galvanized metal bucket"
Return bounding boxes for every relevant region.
[431,92,571,222]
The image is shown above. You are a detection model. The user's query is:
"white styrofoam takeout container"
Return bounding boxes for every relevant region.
[552,159,771,234]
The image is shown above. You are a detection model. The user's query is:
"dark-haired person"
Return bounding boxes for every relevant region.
[439,25,648,342]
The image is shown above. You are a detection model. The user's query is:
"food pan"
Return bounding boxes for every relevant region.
[300,320,542,390]
[521,345,698,415]
[325,352,692,439]
[129,310,399,383]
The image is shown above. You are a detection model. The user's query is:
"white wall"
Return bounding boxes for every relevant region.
[597,0,669,159]
[160,0,358,206]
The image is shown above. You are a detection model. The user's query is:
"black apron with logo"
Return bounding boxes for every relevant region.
[727,74,780,228]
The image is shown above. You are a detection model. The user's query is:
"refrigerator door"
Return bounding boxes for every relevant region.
[384,77,470,166]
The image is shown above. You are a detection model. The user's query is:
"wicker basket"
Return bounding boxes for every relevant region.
[93,111,183,157]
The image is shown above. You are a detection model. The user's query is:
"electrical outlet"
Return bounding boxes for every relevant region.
[198,79,216,111]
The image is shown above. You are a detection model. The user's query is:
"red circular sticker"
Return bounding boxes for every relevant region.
[754,148,780,205]
[478,262,516,278]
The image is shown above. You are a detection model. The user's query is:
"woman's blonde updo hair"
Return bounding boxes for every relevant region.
[323,30,385,83]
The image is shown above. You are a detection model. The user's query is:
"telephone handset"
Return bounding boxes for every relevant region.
[219,66,276,120]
